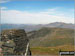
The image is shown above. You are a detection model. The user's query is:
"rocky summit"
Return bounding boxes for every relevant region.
[0,29,31,56]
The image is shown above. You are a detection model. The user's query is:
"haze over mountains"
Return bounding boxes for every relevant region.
[1,22,75,32]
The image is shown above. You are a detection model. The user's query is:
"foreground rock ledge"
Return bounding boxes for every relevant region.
[1,29,31,56]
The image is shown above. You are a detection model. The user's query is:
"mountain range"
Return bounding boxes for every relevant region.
[0,22,75,32]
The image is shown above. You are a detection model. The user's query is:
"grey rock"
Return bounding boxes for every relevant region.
[1,29,31,56]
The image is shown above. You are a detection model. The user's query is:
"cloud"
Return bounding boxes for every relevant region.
[1,7,74,24]
[1,7,7,10]
[0,0,10,3]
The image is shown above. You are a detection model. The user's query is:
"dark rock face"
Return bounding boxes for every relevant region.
[1,29,31,56]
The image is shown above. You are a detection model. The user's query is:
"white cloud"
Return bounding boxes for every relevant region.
[1,7,74,24]
[1,7,7,10]
[0,0,10,3]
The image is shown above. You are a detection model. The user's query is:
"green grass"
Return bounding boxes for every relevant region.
[30,45,75,55]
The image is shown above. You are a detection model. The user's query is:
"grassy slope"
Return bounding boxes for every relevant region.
[29,28,74,55]
[29,28,74,47]
[30,45,75,55]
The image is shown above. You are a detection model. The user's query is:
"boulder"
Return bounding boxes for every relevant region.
[1,29,31,56]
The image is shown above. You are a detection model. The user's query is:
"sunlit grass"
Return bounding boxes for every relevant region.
[30,45,75,55]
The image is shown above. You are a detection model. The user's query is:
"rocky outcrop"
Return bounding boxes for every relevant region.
[1,29,31,56]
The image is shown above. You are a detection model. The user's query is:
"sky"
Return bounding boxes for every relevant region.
[1,0,74,24]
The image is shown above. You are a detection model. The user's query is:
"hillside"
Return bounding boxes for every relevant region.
[28,28,74,47]
[0,28,74,55]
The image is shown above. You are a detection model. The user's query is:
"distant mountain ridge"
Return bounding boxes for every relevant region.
[0,22,75,32]
[45,22,75,29]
